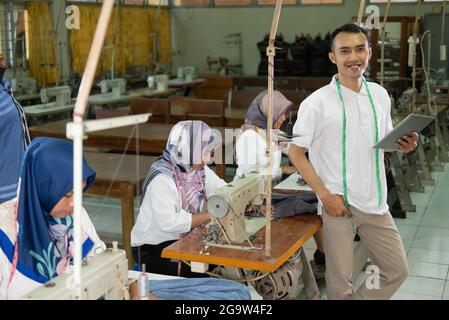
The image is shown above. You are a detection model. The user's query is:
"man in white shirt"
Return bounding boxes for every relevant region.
[289,23,418,300]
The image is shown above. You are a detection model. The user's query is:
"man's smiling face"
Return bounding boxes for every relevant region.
[328,32,372,81]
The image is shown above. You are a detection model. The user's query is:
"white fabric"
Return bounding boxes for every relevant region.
[131,166,226,246]
[292,75,393,215]
[235,129,283,180]
[0,199,106,300]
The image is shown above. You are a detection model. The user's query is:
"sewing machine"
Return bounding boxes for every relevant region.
[183,66,197,82]
[98,78,127,97]
[24,243,129,300]
[162,171,322,299]
[40,85,72,107]
[205,173,265,245]
[24,86,74,125]
[11,76,37,96]
[154,74,169,92]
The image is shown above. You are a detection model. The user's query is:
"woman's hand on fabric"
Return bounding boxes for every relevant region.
[321,193,351,217]
[248,204,274,217]
[129,281,161,300]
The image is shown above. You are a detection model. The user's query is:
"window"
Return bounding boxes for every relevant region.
[173,0,209,6]
[302,0,342,4]
[0,4,29,68]
[215,0,252,5]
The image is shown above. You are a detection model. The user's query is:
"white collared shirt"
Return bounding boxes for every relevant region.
[0,200,105,300]
[235,129,283,180]
[131,166,226,246]
[292,75,393,215]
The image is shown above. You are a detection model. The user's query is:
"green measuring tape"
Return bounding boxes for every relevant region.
[335,77,382,212]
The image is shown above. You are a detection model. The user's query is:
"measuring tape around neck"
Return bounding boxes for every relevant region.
[335,77,382,209]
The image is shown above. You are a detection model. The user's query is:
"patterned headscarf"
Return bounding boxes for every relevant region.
[0,138,96,285]
[244,90,293,130]
[142,121,221,214]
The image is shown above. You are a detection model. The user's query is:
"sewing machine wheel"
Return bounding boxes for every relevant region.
[253,260,303,300]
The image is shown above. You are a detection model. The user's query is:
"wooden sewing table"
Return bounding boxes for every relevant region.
[28,120,229,179]
[161,174,323,299]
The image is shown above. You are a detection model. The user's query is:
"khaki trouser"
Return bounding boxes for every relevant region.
[322,205,409,300]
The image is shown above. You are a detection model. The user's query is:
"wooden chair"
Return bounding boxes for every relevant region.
[129,98,170,123]
[229,90,262,109]
[95,108,130,119]
[280,90,307,107]
[229,89,305,110]
[183,98,225,127]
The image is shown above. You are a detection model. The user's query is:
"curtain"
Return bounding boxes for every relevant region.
[69,4,171,78]
[27,2,59,86]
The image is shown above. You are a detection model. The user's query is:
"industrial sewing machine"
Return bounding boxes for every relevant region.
[24,243,129,300]
[98,78,127,97]
[23,86,74,125]
[11,76,37,96]
[154,74,169,92]
[4,69,37,97]
[204,173,265,246]
[197,173,309,299]
[40,85,72,107]
[183,66,197,82]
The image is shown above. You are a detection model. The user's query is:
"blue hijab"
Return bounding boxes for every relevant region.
[1,137,96,284]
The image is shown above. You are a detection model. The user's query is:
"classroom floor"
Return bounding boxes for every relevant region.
[84,164,449,300]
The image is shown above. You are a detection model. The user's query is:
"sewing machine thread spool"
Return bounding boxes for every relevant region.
[138,264,149,300]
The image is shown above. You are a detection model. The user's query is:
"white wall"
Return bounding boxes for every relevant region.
[170,2,439,75]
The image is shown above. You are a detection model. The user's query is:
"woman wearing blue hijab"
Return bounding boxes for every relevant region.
[0,138,105,299]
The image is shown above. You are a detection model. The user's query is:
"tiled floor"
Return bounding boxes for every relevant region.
[84,162,449,300]
[296,164,449,300]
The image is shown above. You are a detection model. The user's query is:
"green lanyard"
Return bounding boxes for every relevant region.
[336,77,382,209]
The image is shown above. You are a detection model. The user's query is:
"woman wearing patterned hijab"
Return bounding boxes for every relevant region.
[131,121,226,277]
[0,138,105,299]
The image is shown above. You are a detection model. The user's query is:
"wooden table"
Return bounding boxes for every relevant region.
[161,172,323,299]
[88,92,143,107]
[170,105,246,128]
[130,87,180,98]
[168,78,206,96]
[29,120,230,179]
[162,213,321,273]
[115,104,246,128]
[84,152,157,268]
[24,103,75,117]
[14,92,40,104]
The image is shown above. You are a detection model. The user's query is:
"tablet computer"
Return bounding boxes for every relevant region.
[373,113,435,151]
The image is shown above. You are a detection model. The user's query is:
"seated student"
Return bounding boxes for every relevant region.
[0,138,106,300]
[131,120,226,277]
[235,90,326,276]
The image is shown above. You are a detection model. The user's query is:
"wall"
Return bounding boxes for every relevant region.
[170,2,440,75]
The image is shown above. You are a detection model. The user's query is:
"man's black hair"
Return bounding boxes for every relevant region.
[330,23,370,49]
